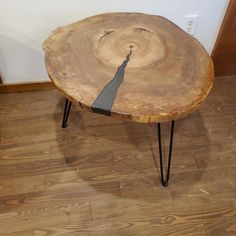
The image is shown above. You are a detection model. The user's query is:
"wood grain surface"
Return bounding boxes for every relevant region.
[0,82,54,93]
[43,12,214,123]
[0,76,235,235]
[212,0,236,76]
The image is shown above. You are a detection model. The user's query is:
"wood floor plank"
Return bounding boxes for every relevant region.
[90,196,174,221]
[29,201,235,235]
[204,218,236,236]
[34,228,88,236]
[0,175,45,197]
[45,171,121,199]
[0,230,33,236]
[168,167,236,207]
[87,223,207,236]
[0,208,69,234]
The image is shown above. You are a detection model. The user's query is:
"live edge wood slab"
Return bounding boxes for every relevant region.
[43,12,214,123]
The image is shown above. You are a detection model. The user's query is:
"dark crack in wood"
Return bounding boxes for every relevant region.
[91,49,132,116]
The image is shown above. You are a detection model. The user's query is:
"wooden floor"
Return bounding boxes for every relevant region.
[0,76,235,235]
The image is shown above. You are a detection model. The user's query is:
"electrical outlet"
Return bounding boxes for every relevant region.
[185,15,199,35]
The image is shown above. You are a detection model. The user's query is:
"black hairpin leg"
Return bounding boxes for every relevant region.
[157,121,175,187]
[62,98,72,128]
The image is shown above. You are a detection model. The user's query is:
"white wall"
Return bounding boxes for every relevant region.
[0,0,229,83]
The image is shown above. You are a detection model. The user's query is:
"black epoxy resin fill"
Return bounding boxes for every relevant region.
[91,49,132,115]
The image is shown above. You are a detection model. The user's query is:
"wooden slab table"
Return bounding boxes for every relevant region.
[43,13,214,187]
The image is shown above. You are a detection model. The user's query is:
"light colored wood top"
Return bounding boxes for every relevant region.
[43,12,214,123]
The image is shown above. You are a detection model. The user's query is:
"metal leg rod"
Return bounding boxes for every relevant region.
[157,120,175,187]
[62,98,72,128]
